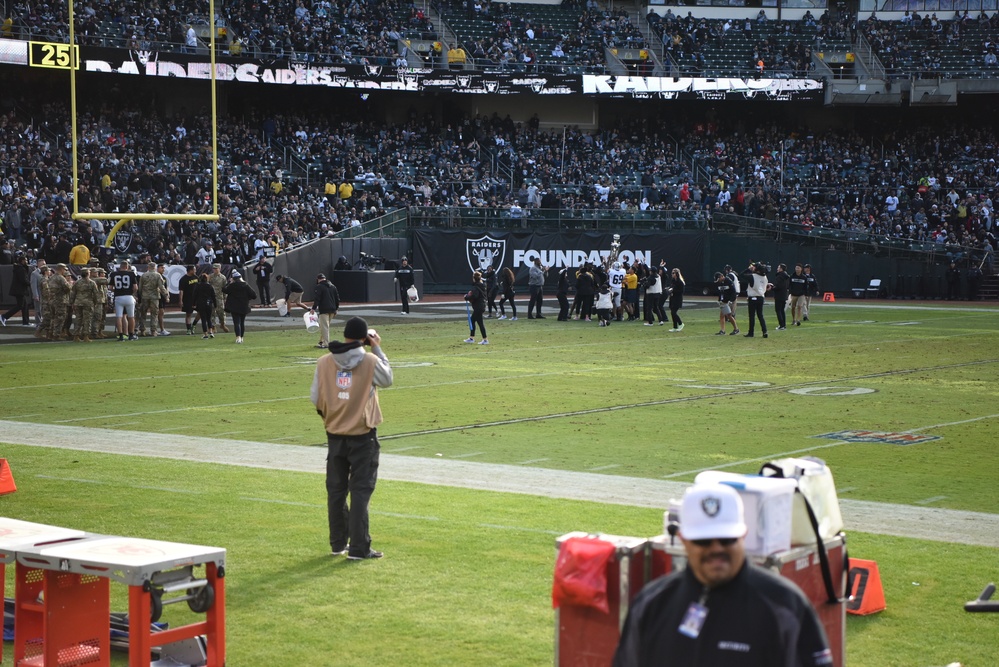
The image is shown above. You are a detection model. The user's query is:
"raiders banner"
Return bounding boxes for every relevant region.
[5,39,824,100]
[411,230,706,286]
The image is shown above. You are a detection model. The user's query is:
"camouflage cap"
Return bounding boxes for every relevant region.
[55,263,68,270]
[212,263,222,269]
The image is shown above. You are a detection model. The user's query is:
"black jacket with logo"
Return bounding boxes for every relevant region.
[614,563,832,667]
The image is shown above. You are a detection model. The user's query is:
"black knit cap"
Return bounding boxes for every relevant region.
[343,316,368,341]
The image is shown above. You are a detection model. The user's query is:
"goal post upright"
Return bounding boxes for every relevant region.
[68,0,221,225]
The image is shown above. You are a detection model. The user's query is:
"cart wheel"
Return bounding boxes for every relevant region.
[187,584,215,613]
[150,592,163,623]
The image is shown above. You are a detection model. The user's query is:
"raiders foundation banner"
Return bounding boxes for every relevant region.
[411,230,706,286]
[6,39,823,100]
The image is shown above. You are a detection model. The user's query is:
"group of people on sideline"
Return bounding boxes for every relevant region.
[458,256,825,344]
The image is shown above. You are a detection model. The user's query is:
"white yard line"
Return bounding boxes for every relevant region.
[2,420,998,548]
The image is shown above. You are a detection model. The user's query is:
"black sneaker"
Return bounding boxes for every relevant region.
[331,547,347,556]
[763,332,768,338]
[346,550,383,561]
[730,329,740,335]
[803,316,809,322]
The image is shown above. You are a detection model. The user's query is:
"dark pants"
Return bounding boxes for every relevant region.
[557,291,569,320]
[645,292,665,323]
[197,306,213,332]
[326,430,380,556]
[773,292,787,328]
[578,294,594,319]
[231,312,246,337]
[748,296,767,334]
[528,285,543,317]
[2,295,30,325]
[488,287,499,315]
[669,298,683,327]
[498,290,517,317]
[257,281,271,305]
[470,310,487,338]
[400,286,411,313]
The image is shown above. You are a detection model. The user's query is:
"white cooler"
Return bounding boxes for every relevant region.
[694,471,797,556]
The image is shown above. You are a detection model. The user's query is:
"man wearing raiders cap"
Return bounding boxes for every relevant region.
[614,483,832,667]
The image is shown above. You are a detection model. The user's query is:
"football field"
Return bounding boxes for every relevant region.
[1,297,997,666]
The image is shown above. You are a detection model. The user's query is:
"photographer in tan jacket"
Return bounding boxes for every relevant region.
[311,316,392,560]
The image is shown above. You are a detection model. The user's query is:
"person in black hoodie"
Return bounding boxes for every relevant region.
[574,263,596,321]
[556,266,571,321]
[311,273,341,349]
[771,263,790,330]
[463,271,488,344]
[223,270,257,344]
[1,253,32,326]
[193,273,217,339]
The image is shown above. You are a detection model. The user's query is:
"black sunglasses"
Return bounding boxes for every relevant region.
[691,537,738,547]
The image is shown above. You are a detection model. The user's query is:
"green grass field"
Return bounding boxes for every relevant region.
[1,299,998,666]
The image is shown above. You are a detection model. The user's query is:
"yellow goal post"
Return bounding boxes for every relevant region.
[67,0,221,224]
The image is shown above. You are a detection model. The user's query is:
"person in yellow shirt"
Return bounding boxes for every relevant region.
[338,180,354,200]
[69,242,91,266]
[447,46,466,69]
[100,173,112,189]
[270,179,283,195]
[623,266,639,320]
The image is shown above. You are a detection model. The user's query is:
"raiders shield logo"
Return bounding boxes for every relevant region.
[456,75,472,88]
[529,79,547,93]
[701,497,721,517]
[129,49,158,69]
[113,227,134,253]
[466,235,506,274]
[483,80,499,93]
[336,370,352,389]
[364,65,383,77]
[333,75,348,86]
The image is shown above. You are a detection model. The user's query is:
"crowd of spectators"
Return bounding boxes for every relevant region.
[434,0,646,72]
[5,0,430,67]
[0,95,996,271]
[10,0,999,79]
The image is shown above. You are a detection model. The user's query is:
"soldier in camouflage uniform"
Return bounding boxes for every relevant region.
[138,262,167,336]
[91,267,109,339]
[70,268,101,342]
[34,265,52,338]
[47,264,72,341]
[209,263,230,333]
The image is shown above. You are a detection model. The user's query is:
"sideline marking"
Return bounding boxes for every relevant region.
[0,365,296,392]
[159,425,191,432]
[672,380,770,390]
[54,395,308,423]
[382,358,999,441]
[915,496,948,505]
[242,497,321,508]
[479,523,563,535]
[661,442,847,480]
[517,458,551,465]
[5,414,40,420]
[888,321,922,326]
[36,474,204,495]
[385,446,424,453]
[588,464,622,471]
[451,452,485,459]
[787,387,876,396]
[837,487,858,494]
[103,422,140,428]
[214,431,244,437]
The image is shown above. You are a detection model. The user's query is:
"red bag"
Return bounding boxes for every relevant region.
[552,537,616,613]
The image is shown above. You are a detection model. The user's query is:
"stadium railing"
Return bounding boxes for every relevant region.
[407,206,709,232]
